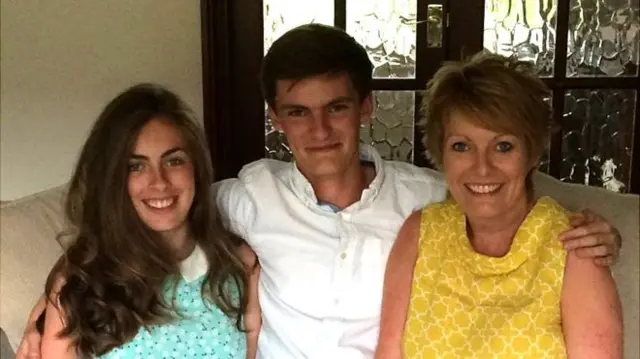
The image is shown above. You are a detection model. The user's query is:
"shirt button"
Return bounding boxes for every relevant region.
[340,253,346,260]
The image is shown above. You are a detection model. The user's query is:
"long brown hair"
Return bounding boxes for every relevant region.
[44,83,247,356]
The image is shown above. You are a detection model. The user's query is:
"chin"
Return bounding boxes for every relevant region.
[143,219,185,233]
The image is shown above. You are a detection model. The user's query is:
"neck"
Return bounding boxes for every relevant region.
[466,197,532,257]
[160,225,195,261]
[307,161,375,210]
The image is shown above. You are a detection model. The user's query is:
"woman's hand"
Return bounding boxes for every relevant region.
[238,243,261,359]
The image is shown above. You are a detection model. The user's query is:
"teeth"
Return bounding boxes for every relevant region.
[146,198,174,209]
[466,184,501,194]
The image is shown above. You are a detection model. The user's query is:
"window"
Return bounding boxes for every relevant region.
[201,0,639,193]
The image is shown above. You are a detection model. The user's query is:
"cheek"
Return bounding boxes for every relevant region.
[279,122,308,145]
[500,155,530,182]
[127,174,145,200]
[442,153,469,181]
[173,167,196,194]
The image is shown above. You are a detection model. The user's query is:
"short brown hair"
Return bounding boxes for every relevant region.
[420,52,555,169]
[260,24,373,108]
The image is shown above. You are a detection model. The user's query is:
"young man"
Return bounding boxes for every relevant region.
[17,24,620,359]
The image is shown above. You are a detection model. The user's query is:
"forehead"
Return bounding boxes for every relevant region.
[274,73,357,108]
[445,109,517,139]
[134,117,185,151]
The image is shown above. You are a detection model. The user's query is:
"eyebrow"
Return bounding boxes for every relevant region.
[278,96,356,112]
[130,147,185,160]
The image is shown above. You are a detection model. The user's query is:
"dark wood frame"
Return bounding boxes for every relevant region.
[201,0,640,193]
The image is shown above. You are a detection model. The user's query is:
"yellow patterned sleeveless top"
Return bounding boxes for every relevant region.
[403,196,570,358]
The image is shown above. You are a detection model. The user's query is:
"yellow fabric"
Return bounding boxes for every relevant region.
[403,196,569,358]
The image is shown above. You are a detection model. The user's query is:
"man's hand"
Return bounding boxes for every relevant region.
[559,209,621,267]
[15,321,42,359]
[15,295,46,359]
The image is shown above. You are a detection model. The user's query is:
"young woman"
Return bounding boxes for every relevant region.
[39,84,260,358]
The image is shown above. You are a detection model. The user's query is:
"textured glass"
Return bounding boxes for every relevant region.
[483,0,558,76]
[561,89,636,192]
[265,91,416,162]
[567,0,640,77]
[265,117,292,161]
[427,4,444,48]
[538,96,554,174]
[263,0,333,53]
[347,0,418,78]
[361,91,416,162]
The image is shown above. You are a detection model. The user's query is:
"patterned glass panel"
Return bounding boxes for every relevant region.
[346,0,418,78]
[483,0,558,76]
[265,91,416,162]
[561,89,636,192]
[361,91,416,162]
[265,116,292,161]
[567,0,640,77]
[538,96,554,174]
[263,0,333,53]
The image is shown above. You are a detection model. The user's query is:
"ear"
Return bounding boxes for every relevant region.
[267,106,282,131]
[359,93,373,125]
[528,152,542,173]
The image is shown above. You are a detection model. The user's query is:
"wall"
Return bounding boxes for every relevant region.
[0,0,203,200]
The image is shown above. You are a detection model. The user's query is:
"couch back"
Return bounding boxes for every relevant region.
[1,176,639,356]
[0,186,66,352]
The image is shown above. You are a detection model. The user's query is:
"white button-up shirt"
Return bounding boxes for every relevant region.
[214,145,447,359]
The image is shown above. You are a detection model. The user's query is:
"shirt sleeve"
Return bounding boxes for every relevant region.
[211,178,257,240]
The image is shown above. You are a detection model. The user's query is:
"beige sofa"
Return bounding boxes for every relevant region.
[1,173,639,358]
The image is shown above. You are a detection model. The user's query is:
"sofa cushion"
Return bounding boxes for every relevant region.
[0,186,67,352]
[534,171,640,358]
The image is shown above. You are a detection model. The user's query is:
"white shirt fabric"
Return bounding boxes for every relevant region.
[214,145,448,359]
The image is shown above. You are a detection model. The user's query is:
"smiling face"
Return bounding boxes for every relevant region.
[442,111,537,222]
[268,73,372,181]
[127,117,195,237]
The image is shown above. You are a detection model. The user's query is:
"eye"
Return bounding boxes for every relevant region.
[328,104,348,113]
[451,142,469,152]
[496,141,514,153]
[128,162,143,172]
[166,156,187,167]
[287,109,306,117]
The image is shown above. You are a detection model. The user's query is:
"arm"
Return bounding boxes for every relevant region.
[213,179,257,239]
[238,243,261,359]
[561,250,623,358]
[374,211,421,359]
[40,277,77,359]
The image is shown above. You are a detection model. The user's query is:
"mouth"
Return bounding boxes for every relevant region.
[307,143,341,152]
[143,197,176,209]
[465,183,502,195]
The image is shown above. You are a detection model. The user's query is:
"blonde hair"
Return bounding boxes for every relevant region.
[420,52,556,170]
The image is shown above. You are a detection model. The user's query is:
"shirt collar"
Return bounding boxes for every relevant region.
[179,244,208,282]
[289,144,386,212]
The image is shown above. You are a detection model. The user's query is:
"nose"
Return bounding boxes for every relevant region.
[473,150,493,177]
[310,111,331,140]
[149,166,169,190]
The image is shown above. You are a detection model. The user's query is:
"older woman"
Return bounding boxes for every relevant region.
[375,53,622,359]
